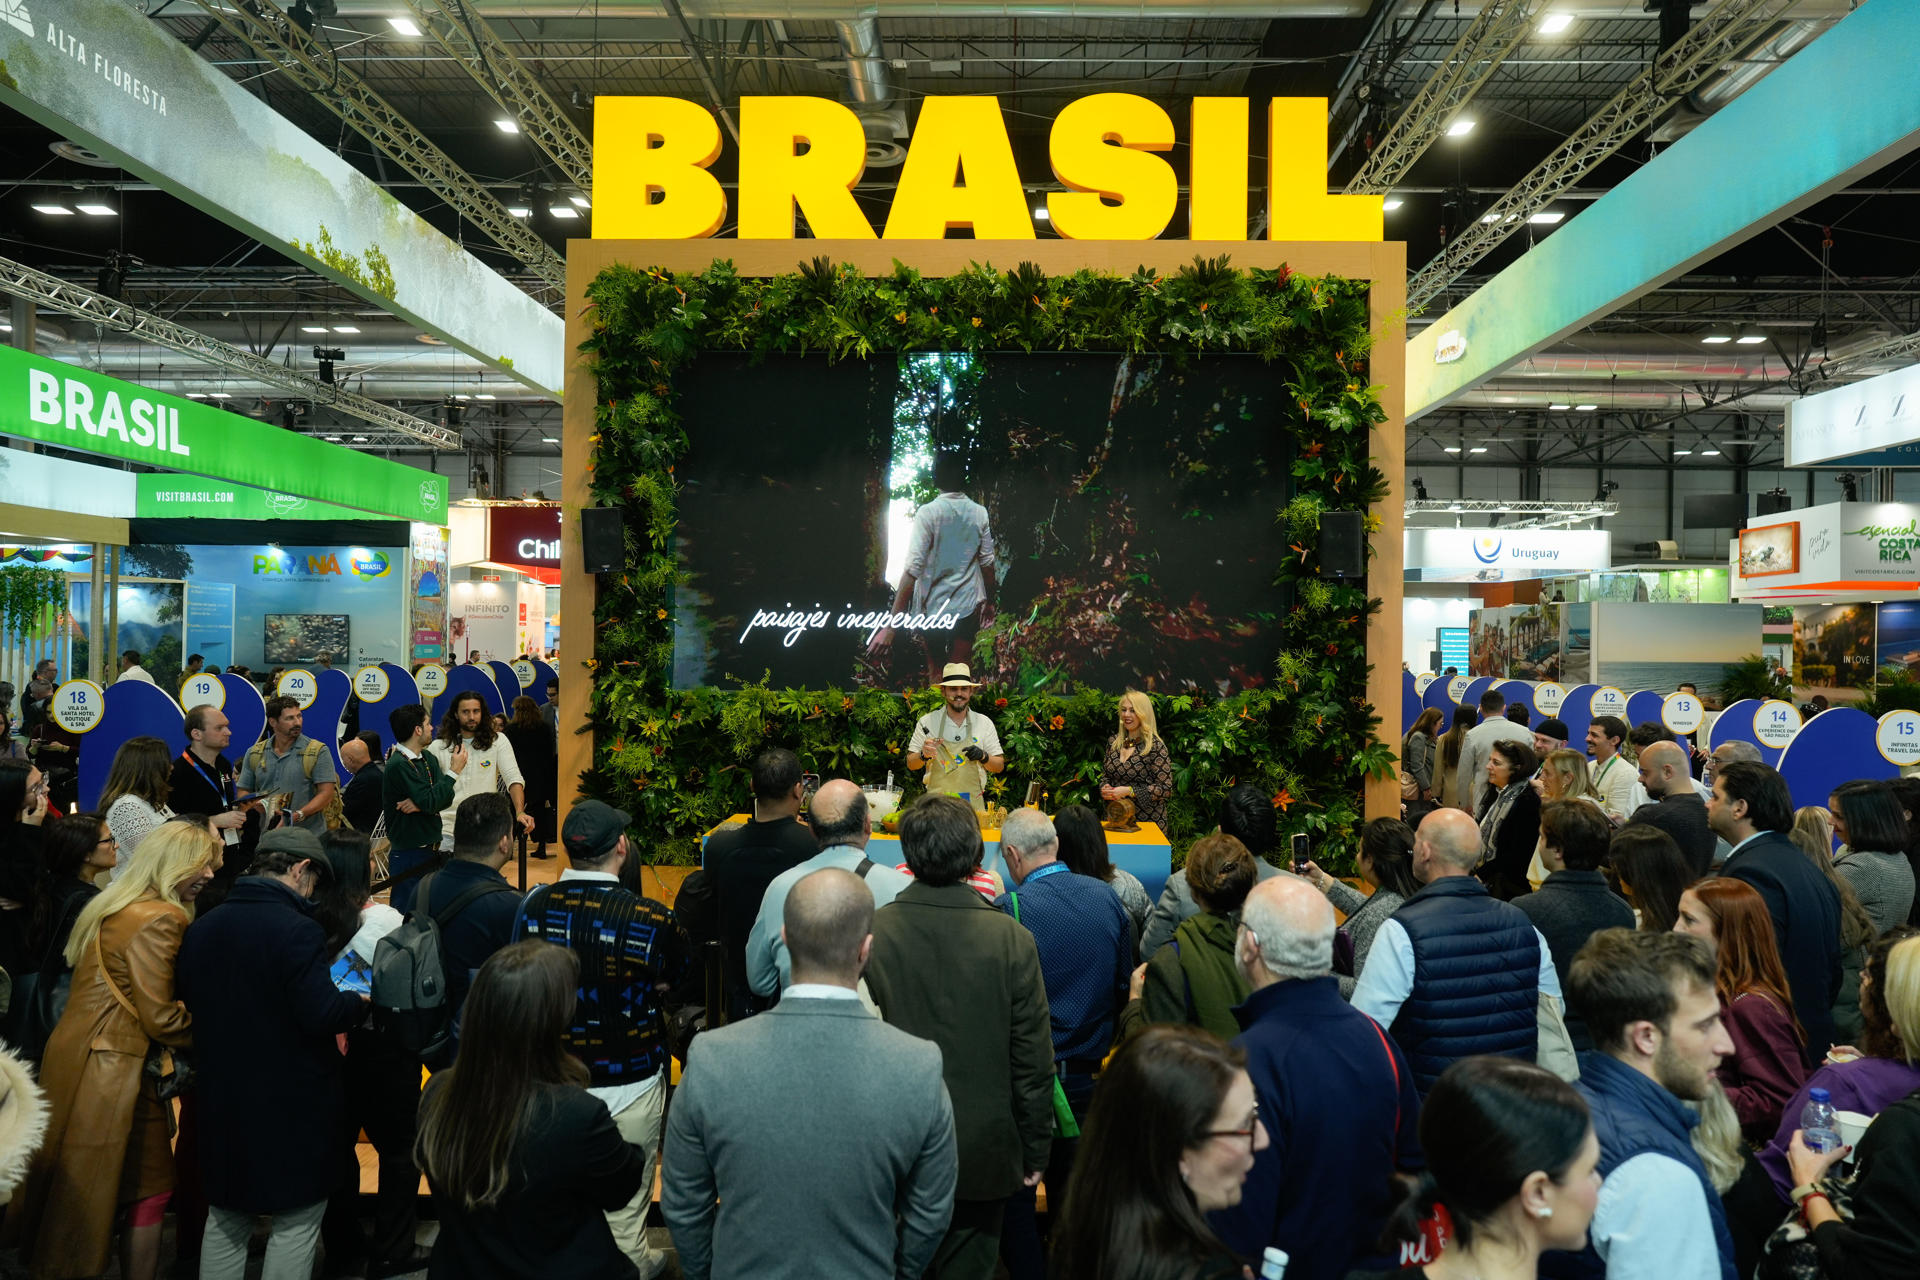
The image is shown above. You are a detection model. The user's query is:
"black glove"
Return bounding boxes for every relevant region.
[963,745,989,764]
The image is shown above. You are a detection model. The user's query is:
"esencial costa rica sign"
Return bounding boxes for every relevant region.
[2,344,449,524]
[593,94,1382,243]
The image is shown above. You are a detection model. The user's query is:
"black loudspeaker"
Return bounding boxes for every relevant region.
[581,507,624,574]
[1318,510,1366,578]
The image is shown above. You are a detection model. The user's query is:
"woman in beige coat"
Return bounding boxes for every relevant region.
[5,819,220,1280]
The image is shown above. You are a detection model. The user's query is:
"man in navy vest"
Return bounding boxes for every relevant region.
[1352,808,1561,1095]
[1542,928,1738,1280]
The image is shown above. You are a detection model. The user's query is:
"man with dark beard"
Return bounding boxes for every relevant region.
[1542,929,1739,1280]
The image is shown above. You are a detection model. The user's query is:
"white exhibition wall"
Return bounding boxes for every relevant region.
[1403,593,1474,671]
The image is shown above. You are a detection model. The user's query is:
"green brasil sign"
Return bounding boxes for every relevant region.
[134,475,375,522]
[3,345,448,524]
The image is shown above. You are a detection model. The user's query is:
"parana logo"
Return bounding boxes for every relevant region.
[2,1,33,39]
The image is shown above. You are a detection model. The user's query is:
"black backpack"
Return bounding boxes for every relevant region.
[370,871,517,1061]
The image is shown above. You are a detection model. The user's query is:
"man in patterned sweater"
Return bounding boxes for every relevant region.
[518,800,691,1279]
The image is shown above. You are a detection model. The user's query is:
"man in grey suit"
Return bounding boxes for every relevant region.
[664,867,958,1280]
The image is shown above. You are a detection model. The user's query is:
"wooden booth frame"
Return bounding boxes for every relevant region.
[558,239,1408,834]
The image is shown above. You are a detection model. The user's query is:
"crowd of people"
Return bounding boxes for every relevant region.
[0,675,1917,1280]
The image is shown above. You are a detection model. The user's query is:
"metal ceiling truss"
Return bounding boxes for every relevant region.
[1345,0,1544,195]
[1411,408,1784,470]
[394,0,592,190]
[0,255,461,450]
[1405,0,1799,311]
[177,0,566,290]
[1405,498,1618,529]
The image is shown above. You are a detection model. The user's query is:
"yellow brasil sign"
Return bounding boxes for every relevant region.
[593,94,1381,243]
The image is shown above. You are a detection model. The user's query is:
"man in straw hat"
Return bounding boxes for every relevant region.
[906,664,1005,812]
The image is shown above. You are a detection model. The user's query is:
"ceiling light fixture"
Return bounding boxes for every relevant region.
[1446,118,1476,138]
[31,203,74,216]
[388,16,422,36]
[1702,448,1721,456]
[1383,198,1404,211]
[568,193,591,208]
[75,203,118,216]
[1575,404,1598,411]
[507,204,532,218]
[1539,13,1575,35]
[549,205,579,219]
[351,435,369,443]
[494,118,520,134]
[1548,403,1571,410]
[1736,333,1767,345]
[475,393,496,400]
[324,435,342,442]
[186,392,208,399]
[1701,334,1733,344]
[541,436,560,444]
[332,325,360,334]
[1443,446,1462,453]
[208,392,232,399]
[1674,448,1693,456]
[300,325,328,334]
[1529,211,1565,224]
[1468,446,1488,454]
[1034,206,1052,222]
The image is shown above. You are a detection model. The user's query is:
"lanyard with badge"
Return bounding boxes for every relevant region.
[183,750,241,845]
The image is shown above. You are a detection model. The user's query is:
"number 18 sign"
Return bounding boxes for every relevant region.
[1877,711,1920,766]
[52,679,105,734]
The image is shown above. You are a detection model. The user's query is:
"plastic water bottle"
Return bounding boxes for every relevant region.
[1800,1087,1841,1154]
[1259,1247,1289,1280]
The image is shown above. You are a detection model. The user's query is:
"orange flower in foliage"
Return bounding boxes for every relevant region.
[841,696,855,712]
[1274,790,1294,811]
[995,697,1008,708]
[1303,441,1324,457]
[1326,642,1339,655]
[1050,715,1066,730]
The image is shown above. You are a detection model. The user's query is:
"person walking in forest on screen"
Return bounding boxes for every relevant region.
[905,664,1005,811]
[869,450,997,687]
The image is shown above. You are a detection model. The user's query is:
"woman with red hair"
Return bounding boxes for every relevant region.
[1675,877,1810,1139]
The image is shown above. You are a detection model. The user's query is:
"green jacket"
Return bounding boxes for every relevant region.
[381,748,455,850]
[864,879,1055,1201]
[1123,911,1251,1043]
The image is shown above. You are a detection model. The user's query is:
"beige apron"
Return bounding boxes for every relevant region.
[922,712,989,811]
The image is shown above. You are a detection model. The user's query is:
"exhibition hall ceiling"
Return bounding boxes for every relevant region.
[2,0,1913,476]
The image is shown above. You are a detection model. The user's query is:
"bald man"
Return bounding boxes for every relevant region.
[745,779,913,997]
[1351,809,1564,1095]
[337,734,385,835]
[1630,739,1718,875]
[666,867,959,1280]
[1213,874,1423,1276]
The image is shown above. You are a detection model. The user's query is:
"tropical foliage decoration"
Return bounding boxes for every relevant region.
[579,256,1391,869]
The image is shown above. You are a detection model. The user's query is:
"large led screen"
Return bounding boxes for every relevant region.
[669,352,1294,694]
